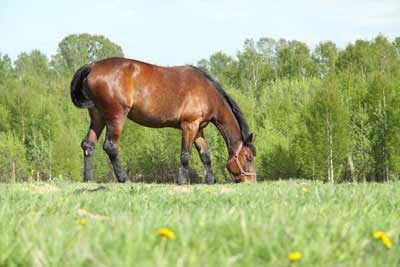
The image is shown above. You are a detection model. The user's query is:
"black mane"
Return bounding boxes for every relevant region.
[191,66,256,156]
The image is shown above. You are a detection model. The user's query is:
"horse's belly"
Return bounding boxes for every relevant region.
[127,107,180,128]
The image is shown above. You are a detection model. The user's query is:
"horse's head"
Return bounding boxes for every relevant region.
[226,133,256,183]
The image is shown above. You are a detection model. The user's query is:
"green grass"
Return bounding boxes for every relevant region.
[0,181,399,267]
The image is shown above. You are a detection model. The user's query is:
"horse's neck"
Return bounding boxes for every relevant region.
[213,103,242,156]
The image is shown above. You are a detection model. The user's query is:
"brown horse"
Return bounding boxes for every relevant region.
[71,57,256,184]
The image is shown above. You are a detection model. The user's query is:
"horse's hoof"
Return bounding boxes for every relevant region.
[176,178,187,185]
[205,174,215,184]
[177,167,188,185]
[205,179,216,185]
[117,176,130,183]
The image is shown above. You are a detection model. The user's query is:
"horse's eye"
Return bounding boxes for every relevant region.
[246,155,253,162]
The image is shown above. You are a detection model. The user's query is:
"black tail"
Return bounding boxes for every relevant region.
[70,64,94,109]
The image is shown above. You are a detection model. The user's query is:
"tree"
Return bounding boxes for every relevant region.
[256,37,277,65]
[0,132,27,181]
[367,73,396,181]
[313,41,338,77]
[394,37,400,58]
[338,72,373,181]
[256,37,276,80]
[337,40,373,80]
[237,39,265,96]
[276,39,316,79]
[0,53,13,82]
[208,52,235,78]
[301,76,350,182]
[53,33,124,74]
[14,50,50,80]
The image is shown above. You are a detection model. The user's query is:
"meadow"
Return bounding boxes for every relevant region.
[0,180,398,267]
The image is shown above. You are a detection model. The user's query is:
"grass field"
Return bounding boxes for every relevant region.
[0,181,399,267]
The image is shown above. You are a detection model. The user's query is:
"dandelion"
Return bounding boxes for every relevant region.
[302,187,309,193]
[288,251,302,262]
[381,235,392,249]
[373,231,385,239]
[206,188,213,193]
[372,230,392,249]
[75,218,87,226]
[158,228,175,240]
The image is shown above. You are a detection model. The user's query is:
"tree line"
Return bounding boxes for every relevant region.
[0,33,399,182]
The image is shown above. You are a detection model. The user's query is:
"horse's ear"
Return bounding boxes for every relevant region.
[245,133,255,145]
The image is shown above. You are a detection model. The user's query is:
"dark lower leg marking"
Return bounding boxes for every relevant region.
[194,130,215,184]
[178,122,199,185]
[177,151,190,184]
[200,152,211,165]
[181,151,190,167]
[103,138,118,158]
[103,139,128,183]
[81,140,95,182]
[200,152,215,184]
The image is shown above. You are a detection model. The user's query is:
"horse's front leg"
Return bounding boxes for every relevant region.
[178,122,199,185]
[194,130,215,184]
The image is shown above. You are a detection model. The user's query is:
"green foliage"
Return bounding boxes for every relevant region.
[256,79,317,179]
[313,41,338,77]
[300,76,351,181]
[0,53,13,81]
[0,33,399,182]
[0,132,27,181]
[198,35,400,182]
[53,33,124,74]
[275,39,317,79]
[14,50,51,80]
[119,125,182,182]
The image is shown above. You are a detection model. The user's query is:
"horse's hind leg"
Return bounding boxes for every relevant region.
[81,109,105,182]
[194,130,215,184]
[103,119,128,183]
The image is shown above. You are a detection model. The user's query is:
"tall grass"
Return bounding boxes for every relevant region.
[0,181,398,266]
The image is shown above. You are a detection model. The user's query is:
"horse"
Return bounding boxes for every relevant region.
[70,57,256,184]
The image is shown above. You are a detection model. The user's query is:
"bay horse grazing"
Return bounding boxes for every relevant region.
[71,57,256,184]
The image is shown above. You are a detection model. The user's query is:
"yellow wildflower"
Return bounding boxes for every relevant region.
[381,235,392,249]
[206,188,213,193]
[373,231,385,239]
[158,228,175,240]
[288,251,302,262]
[302,187,309,193]
[75,218,87,226]
[372,231,392,249]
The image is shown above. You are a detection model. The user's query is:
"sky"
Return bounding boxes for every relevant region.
[0,0,399,66]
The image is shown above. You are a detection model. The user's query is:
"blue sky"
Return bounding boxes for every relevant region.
[1,0,399,65]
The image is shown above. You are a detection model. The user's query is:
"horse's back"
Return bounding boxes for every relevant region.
[86,58,221,128]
